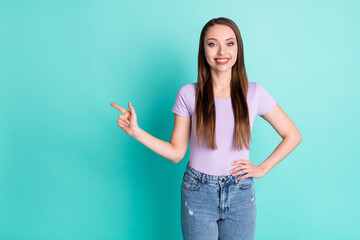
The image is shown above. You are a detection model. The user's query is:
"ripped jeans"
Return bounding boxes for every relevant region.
[181,162,257,240]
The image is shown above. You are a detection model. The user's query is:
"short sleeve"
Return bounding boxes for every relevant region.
[256,83,277,116]
[172,85,191,117]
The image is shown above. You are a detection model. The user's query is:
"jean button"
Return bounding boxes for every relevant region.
[221,178,225,182]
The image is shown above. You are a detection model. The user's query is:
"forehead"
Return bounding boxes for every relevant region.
[205,24,236,40]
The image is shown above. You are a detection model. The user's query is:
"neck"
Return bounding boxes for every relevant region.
[210,69,232,90]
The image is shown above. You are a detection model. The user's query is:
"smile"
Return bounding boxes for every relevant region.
[214,58,230,64]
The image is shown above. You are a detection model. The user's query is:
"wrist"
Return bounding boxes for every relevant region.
[131,126,142,138]
[259,164,268,176]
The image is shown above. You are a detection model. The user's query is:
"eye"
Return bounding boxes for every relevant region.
[208,43,216,47]
[227,42,234,46]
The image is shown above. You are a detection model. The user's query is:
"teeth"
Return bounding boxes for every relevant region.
[216,59,229,62]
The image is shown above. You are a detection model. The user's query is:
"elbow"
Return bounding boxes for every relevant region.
[173,158,180,164]
[171,143,186,164]
[296,128,302,145]
[174,154,184,164]
[293,131,302,146]
[284,130,302,145]
[173,151,186,164]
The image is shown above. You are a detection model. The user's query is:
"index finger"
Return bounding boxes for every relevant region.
[110,103,128,113]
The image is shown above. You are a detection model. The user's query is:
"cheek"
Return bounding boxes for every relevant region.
[204,50,215,62]
[205,48,214,57]
[231,48,238,56]
[232,50,238,61]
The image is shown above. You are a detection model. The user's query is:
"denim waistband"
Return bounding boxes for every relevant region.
[185,162,253,185]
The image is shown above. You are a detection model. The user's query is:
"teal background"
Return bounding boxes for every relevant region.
[1,0,359,239]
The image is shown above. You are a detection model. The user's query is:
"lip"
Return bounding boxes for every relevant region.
[214,58,230,65]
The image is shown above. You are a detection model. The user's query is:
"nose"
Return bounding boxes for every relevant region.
[218,44,226,55]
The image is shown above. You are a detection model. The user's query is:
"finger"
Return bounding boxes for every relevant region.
[231,168,247,176]
[118,122,128,128]
[231,170,244,176]
[230,164,246,173]
[111,103,128,113]
[128,102,135,114]
[118,119,130,126]
[231,159,248,166]
[231,165,249,171]
[118,115,130,124]
[118,119,129,126]
[237,170,251,178]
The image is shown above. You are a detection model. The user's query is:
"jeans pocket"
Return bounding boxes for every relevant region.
[238,177,254,190]
[182,172,200,191]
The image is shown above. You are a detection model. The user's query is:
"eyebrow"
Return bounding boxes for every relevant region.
[207,37,235,41]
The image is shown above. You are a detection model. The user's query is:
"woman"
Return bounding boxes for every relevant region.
[111,17,301,240]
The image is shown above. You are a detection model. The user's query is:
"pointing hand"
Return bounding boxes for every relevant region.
[111,102,139,136]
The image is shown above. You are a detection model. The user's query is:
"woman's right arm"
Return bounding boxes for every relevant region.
[111,102,191,164]
[132,113,190,163]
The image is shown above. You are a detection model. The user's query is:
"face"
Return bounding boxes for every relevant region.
[204,24,238,73]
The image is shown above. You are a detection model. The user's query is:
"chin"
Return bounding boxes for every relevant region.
[215,66,232,72]
[211,63,235,71]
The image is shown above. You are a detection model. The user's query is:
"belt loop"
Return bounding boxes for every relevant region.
[201,174,205,184]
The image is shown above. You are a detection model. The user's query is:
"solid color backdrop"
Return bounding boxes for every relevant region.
[1,0,359,239]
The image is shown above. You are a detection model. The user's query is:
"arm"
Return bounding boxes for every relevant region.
[132,114,191,164]
[258,103,302,175]
[111,102,191,164]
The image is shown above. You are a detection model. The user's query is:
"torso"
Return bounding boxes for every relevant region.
[172,82,276,175]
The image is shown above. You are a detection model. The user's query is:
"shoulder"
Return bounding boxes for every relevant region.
[174,83,197,102]
[247,82,274,101]
[185,82,197,90]
[248,81,257,89]
[249,81,270,95]
[247,81,257,95]
[177,82,196,91]
[248,81,262,89]
[179,82,197,96]
[188,82,197,91]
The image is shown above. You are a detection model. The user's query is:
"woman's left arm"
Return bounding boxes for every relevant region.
[257,103,302,175]
[230,103,301,179]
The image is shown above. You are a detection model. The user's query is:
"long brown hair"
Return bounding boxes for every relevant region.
[195,17,251,151]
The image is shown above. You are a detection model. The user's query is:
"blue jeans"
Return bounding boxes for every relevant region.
[181,162,257,240]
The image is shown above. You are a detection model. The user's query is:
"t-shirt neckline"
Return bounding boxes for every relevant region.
[214,97,231,100]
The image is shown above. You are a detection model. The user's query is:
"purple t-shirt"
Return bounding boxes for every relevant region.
[171,82,277,176]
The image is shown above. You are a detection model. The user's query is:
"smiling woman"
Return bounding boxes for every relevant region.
[111,17,301,240]
[196,20,248,152]
[205,29,238,71]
